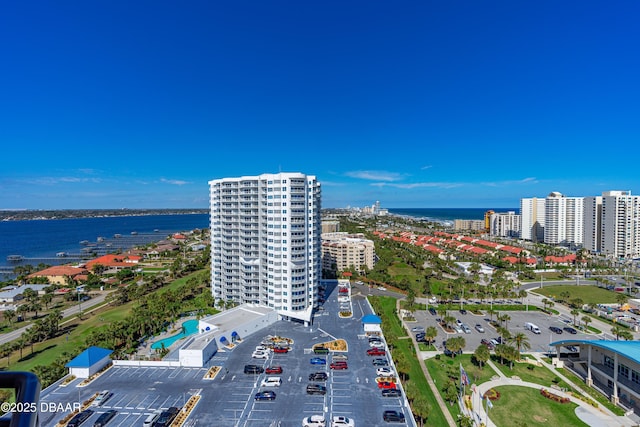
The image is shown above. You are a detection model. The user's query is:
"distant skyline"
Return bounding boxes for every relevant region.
[1,1,639,210]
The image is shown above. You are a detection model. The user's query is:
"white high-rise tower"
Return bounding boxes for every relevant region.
[209,172,321,324]
[601,191,640,259]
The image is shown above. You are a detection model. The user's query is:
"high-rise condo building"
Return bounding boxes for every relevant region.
[601,191,640,259]
[583,195,603,253]
[520,197,545,242]
[209,172,321,324]
[489,211,521,238]
[544,192,584,246]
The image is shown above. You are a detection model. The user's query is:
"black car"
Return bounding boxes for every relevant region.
[382,388,402,398]
[68,410,94,427]
[244,364,264,374]
[549,326,563,334]
[93,410,117,427]
[306,384,327,395]
[428,307,437,315]
[459,309,467,315]
[563,326,577,334]
[309,372,328,381]
[383,410,406,423]
[152,407,179,427]
[372,358,388,366]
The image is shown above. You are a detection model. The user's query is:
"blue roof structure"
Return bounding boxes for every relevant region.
[362,314,382,324]
[551,339,640,365]
[65,346,113,368]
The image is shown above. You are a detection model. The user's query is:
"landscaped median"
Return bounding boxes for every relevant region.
[368,296,449,427]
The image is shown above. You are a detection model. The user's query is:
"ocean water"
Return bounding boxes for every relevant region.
[0,214,209,276]
[387,208,518,223]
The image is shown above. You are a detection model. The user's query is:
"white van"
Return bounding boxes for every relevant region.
[143,409,162,427]
[525,322,541,334]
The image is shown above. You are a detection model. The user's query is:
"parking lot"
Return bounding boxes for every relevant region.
[39,282,415,427]
[412,302,592,354]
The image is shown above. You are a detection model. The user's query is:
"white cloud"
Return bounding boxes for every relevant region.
[160,178,190,185]
[482,177,538,187]
[344,170,405,182]
[371,182,463,189]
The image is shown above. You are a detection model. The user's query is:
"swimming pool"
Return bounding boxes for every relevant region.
[151,319,199,350]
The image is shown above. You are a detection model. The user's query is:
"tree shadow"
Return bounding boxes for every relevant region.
[18,345,57,362]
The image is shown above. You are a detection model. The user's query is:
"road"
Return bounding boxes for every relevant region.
[0,291,112,346]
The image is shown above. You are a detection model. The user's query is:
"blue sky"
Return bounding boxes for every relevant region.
[1,1,638,210]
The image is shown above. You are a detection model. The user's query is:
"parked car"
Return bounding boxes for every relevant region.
[309,372,328,381]
[93,409,117,427]
[377,381,396,389]
[367,348,386,356]
[68,410,94,427]
[244,364,264,374]
[255,391,277,401]
[376,367,394,377]
[302,415,326,427]
[411,326,425,333]
[310,357,327,365]
[566,345,579,352]
[372,358,388,366]
[330,362,348,370]
[459,309,467,315]
[306,384,327,395]
[265,366,283,374]
[428,307,437,315]
[153,407,179,427]
[252,350,270,359]
[383,410,405,423]
[331,416,355,426]
[92,390,113,407]
[461,324,471,334]
[260,377,282,387]
[273,346,289,354]
[332,354,348,362]
[549,326,563,334]
[369,341,385,348]
[382,388,402,398]
[313,346,329,354]
[475,324,485,333]
[563,326,578,334]
[481,339,495,350]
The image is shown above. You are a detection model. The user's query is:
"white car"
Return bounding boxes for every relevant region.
[255,345,270,352]
[260,377,282,387]
[252,351,269,359]
[376,367,394,377]
[411,326,425,333]
[369,341,385,348]
[331,416,355,426]
[302,415,326,427]
[91,390,113,406]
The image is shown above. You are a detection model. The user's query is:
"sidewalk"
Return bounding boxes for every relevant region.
[460,353,638,427]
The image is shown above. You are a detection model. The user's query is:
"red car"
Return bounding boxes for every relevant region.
[377,381,396,389]
[273,347,289,354]
[330,362,348,370]
[265,366,283,374]
[367,348,386,356]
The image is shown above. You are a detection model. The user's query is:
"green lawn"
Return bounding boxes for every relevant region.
[490,386,589,427]
[535,285,620,304]
[7,301,134,372]
[489,356,574,389]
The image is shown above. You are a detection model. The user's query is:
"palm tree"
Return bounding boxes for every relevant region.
[509,332,531,360]
[425,326,438,345]
[474,344,490,369]
[582,315,592,330]
[570,309,580,326]
[3,309,16,326]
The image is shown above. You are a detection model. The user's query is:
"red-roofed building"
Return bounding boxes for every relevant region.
[85,254,142,271]
[27,265,89,285]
